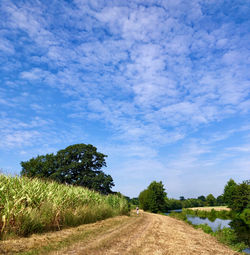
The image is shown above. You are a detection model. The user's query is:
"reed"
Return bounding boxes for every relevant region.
[0,174,129,239]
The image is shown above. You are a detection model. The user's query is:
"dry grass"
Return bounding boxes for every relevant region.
[188,206,231,211]
[0,211,239,255]
[0,215,132,254]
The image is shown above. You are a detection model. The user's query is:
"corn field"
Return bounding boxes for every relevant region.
[0,174,129,239]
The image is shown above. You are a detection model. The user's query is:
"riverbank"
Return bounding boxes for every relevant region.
[188,206,230,211]
[1,211,239,254]
[168,209,249,253]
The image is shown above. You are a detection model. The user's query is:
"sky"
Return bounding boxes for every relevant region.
[0,0,250,199]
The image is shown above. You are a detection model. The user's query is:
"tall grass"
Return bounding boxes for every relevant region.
[0,174,129,239]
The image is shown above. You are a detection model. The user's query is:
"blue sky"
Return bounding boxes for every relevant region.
[0,0,250,198]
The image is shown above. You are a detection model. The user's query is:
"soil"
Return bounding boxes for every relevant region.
[1,211,239,255]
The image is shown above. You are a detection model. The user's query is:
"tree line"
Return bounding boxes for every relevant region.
[138,179,250,215]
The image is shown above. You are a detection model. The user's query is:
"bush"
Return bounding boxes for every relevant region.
[214,227,247,251]
[195,224,213,234]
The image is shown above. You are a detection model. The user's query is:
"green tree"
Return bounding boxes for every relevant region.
[216,195,224,206]
[206,194,216,206]
[130,197,139,206]
[223,179,237,206]
[138,189,151,211]
[229,180,250,213]
[21,144,114,194]
[165,198,182,210]
[198,195,206,202]
[139,181,167,213]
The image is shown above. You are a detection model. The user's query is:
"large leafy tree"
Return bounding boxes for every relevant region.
[223,178,237,205]
[206,194,216,206]
[21,144,114,194]
[229,180,250,213]
[139,181,167,213]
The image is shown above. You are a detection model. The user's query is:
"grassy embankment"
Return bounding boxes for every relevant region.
[0,174,129,240]
[169,207,248,252]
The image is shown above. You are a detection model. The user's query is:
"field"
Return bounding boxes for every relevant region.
[0,174,129,240]
[188,206,231,211]
[1,211,239,255]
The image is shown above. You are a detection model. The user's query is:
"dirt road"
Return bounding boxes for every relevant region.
[1,211,239,255]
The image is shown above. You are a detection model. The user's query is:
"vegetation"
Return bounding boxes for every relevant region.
[183,208,233,220]
[139,181,166,213]
[168,211,248,252]
[21,144,114,194]
[225,180,250,213]
[206,194,216,206]
[223,179,237,206]
[0,174,129,240]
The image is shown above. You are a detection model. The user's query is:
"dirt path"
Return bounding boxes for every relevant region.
[1,211,239,255]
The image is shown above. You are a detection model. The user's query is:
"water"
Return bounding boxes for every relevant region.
[165,210,250,253]
[243,248,250,254]
[185,215,250,253]
[186,215,231,231]
[165,209,182,215]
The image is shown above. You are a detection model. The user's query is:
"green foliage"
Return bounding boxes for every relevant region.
[230,217,250,246]
[168,211,187,222]
[206,194,216,206]
[194,224,213,234]
[165,197,206,211]
[214,227,247,251]
[216,195,224,206]
[240,208,250,225]
[197,195,206,202]
[165,198,182,210]
[183,209,233,220]
[21,144,114,194]
[223,179,237,206]
[139,181,167,213]
[0,175,129,239]
[229,180,250,213]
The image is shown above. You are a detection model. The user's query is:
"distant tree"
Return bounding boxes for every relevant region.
[139,181,167,213]
[21,144,114,194]
[165,198,182,210]
[179,196,185,201]
[198,195,206,202]
[216,195,224,206]
[206,194,216,206]
[130,197,139,206]
[139,189,151,211]
[223,179,237,206]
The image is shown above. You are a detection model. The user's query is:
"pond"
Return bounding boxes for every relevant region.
[186,215,231,231]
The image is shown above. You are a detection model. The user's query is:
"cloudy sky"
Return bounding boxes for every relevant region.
[0,0,250,198]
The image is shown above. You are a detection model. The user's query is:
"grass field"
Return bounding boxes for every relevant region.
[0,174,129,240]
[188,206,230,211]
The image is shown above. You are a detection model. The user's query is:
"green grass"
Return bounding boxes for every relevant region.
[0,174,129,239]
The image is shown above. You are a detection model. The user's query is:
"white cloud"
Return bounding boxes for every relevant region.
[0,0,250,197]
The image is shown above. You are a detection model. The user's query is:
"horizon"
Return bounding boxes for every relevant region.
[0,0,250,199]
